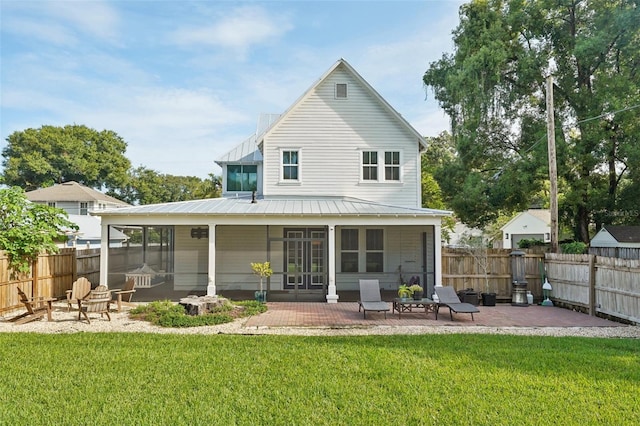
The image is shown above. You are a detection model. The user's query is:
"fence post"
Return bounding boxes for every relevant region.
[588,255,596,316]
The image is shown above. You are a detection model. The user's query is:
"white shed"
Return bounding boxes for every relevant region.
[499,209,551,249]
[590,225,640,248]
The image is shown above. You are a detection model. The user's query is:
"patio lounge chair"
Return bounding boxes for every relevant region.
[66,277,92,312]
[78,285,112,324]
[113,278,136,312]
[435,286,480,321]
[358,279,390,319]
[10,288,55,325]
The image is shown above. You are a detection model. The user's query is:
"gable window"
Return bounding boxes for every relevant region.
[335,83,348,99]
[80,202,88,215]
[366,229,384,272]
[340,229,359,272]
[384,151,400,181]
[362,151,378,181]
[227,165,258,192]
[282,150,299,181]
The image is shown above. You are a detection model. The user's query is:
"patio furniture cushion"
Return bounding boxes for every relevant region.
[435,286,480,321]
[358,279,390,319]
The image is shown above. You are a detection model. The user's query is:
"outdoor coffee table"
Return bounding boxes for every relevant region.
[392,298,438,319]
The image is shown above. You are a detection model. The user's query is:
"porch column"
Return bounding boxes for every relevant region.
[434,224,442,287]
[326,224,339,303]
[207,224,216,296]
[99,223,109,287]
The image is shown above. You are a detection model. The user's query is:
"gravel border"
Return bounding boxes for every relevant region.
[2,302,639,338]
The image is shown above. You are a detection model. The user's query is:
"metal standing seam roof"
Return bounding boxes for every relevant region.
[92,196,451,217]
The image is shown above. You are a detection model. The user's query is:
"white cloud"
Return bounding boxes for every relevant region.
[171,5,293,52]
[45,0,120,42]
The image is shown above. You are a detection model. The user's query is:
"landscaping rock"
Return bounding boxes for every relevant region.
[179,295,227,316]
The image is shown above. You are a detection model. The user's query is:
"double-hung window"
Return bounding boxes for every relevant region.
[227,165,258,192]
[282,150,299,181]
[80,202,88,215]
[362,151,378,181]
[384,151,400,181]
[340,229,359,272]
[365,229,384,272]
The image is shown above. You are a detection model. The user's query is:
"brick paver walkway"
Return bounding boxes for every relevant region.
[244,302,627,328]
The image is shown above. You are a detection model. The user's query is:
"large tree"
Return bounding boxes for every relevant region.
[2,125,131,192]
[116,167,221,205]
[0,187,77,275]
[424,0,640,241]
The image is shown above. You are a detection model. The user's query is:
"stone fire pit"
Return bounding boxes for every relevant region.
[179,295,228,316]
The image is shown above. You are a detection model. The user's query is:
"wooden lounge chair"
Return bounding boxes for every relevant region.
[358,279,390,319]
[78,285,112,324]
[10,288,55,325]
[435,286,480,321]
[66,277,92,312]
[113,278,136,312]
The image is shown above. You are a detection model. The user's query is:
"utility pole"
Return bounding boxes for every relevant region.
[546,75,559,253]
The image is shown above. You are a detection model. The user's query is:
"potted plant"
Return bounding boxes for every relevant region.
[251,261,272,303]
[409,284,424,300]
[397,284,412,300]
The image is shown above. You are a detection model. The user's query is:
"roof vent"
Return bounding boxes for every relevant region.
[251,191,257,204]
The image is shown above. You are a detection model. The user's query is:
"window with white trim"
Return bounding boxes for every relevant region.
[365,229,384,272]
[80,202,88,215]
[384,151,400,181]
[362,151,378,181]
[282,150,299,181]
[335,83,347,99]
[340,229,359,272]
[227,164,258,192]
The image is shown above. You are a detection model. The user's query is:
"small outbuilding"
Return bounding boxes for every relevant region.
[498,209,551,249]
[589,225,640,259]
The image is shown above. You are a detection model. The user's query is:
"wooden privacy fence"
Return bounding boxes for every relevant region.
[545,253,640,324]
[442,248,545,302]
[0,249,100,316]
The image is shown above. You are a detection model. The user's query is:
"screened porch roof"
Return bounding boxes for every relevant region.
[92,196,451,218]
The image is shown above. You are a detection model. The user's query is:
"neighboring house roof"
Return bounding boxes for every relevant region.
[94,196,450,218]
[500,209,551,231]
[64,214,128,241]
[596,225,640,244]
[25,181,129,206]
[256,58,427,151]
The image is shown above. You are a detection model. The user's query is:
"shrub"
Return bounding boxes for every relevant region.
[129,298,267,328]
[561,241,587,254]
[517,238,545,248]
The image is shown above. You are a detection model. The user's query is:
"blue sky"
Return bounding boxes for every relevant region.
[1,0,464,179]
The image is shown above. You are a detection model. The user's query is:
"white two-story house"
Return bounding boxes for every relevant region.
[95,59,450,302]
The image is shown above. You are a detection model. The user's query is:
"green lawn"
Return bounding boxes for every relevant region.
[1,333,638,425]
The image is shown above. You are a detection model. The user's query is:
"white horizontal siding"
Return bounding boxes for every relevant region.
[215,226,286,291]
[263,65,420,207]
[174,226,208,290]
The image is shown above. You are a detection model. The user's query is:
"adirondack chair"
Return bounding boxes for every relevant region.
[78,285,112,324]
[10,288,55,325]
[113,278,136,312]
[66,277,92,312]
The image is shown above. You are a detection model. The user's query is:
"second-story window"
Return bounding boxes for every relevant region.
[384,151,400,181]
[227,165,258,192]
[362,151,378,181]
[80,202,88,215]
[282,150,299,180]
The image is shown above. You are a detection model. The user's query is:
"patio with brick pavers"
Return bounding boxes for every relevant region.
[244,302,629,328]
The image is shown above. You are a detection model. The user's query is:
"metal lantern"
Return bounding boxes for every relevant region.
[510,250,528,306]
